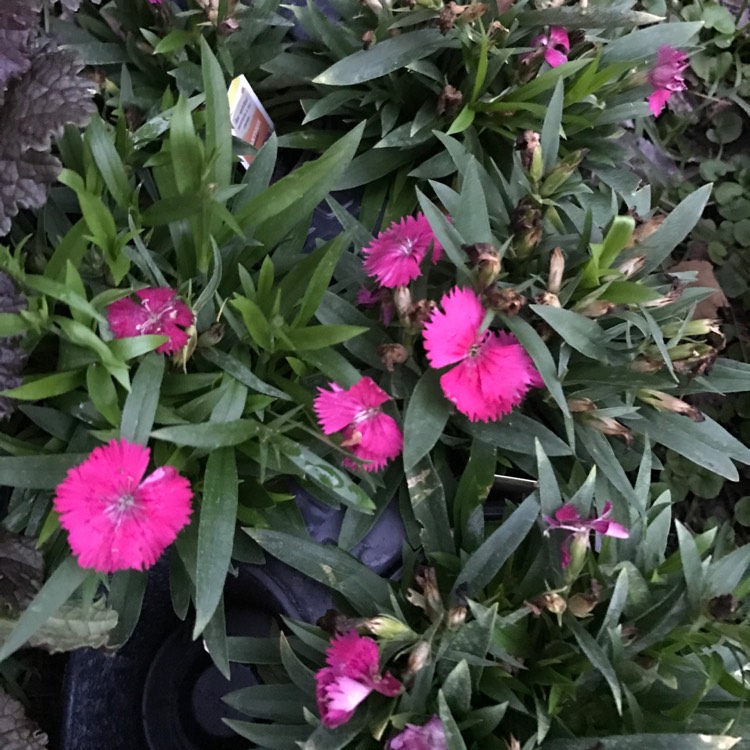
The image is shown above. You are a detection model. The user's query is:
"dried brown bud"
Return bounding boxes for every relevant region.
[406,299,437,331]
[708,594,738,621]
[438,3,457,33]
[413,567,443,619]
[378,343,410,372]
[515,130,541,170]
[579,299,615,318]
[362,30,375,50]
[615,255,645,279]
[505,736,522,750]
[527,591,567,615]
[511,197,543,258]
[446,604,467,629]
[628,213,665,247]
[464,242,500,288]
[534,291,561,308]
[317,609,365,634]
[197,321,225,348]
[486,286,526,316]
[567,579,602,618]
[630,357,664,374]
[437,84,463,116]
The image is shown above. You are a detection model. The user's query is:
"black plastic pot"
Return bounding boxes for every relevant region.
[60,490,405,750]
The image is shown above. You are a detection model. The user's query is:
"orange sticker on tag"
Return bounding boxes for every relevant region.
[228,75,274,168]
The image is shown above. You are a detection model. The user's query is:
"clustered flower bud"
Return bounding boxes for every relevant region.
[437,84,463,117]
[486,286,526,316]
[510,197,543,259]
[464,242,500,289]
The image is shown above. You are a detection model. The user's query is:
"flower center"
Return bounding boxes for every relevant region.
[352,407,379,425]
[397,238,416,256]
[104,491,141,523]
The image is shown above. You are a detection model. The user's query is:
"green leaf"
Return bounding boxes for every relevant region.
[293,236,347,327]
[403,369,451,471]
[274,435,376,512]
[200,37,232,189]
[442,660,472,715]
[640,185,713,273]
[541,79,564,174]
[602,22,703,62]
[223,684,307,722]
[446,105,476,136]
[108,570,148,647]
[247,529,392,614]
[542,735,740,750]
[314,29,448,86]
[0,557,89,661]
[461,411,572,457]
[120,354,165,445]
[452,494,540,597]
[0,454,89,490]
[151,420,259,449]
[199,348,290,400]
[567,616,622,713]
[170,93,203,194]
[2,370,85,400]
[519,7,664,28]
[86,115,131,210]
[530,305,610,362]
[502,315,569,417]
[438,691,468,750]
[536,439,561,516]
[194,448,238,638]
[203,595,230,678]
[228,123,365,248]
[86,363,120,427]
[406,457,454,556]
[283,325,367,351]
[675,520,703,611]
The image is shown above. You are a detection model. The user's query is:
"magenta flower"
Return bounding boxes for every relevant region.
[315,631,402,728]
[314,377,403,472]
[387,716,447,750]
[647,46,688,116]
[544,501,629,568]
[53,439,193,573]
[106,287,194,355]
[422,286,543,422]
[362,213,443,289]
[523,27,570,68]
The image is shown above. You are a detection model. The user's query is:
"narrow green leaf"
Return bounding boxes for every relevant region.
[0,557,89,661]
[0,453,89,489]
[194,448,238,638]
[602,22,703,62]
[120,354,165,445]
[403,369,451,471]
[314,29,448,86]
[675,520,703,611]
[543,736,740,750]
[151,420,259,448]
[200,37,232,188]
[541,78,564,174]
[86,363,120,426]
[535,439,561,516]
[283,325,367,351]
[502,315,569,417]
[438,691,468,750]
[108,570,148,647]
[530,305,610,362]
[453,494,540,597]
[406,456,454,556]
[247,529,392,613]
[86,115,131,210]
[199,348,290,400]
[2,370,85,400]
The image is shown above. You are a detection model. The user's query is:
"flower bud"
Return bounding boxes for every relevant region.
[464,243,501,289]
[407,640,431,674]
[582,415,633,448]
[547,247,565,294]
[405,299,437,332]
[637,388,704,422]
[446,604,467,630]
[197,321,225,348]
[540,149,588,197]
[511,197,543,259]
[708,594,738,621]
[393,286,413,320]
[567,398,596,413]
[528,591,567,615]
[642,287,683,308]
[365,615,414,638]
[630,357,663,373]
[414,567,443,620]
[515,130,542,180]
[567,579,602,618]
[564,533,589,584]
[378,343,410,372]
[361,29,375,50]
[578,299,615,318]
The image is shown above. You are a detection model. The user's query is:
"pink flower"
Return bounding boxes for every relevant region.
[387,716,447,750]
[53,439,193,573]
[523,27,570,67]
[314,377,403,472]
[647,46,688,116]
[106,287,194,355]
[315,631,402,728]
[544,501,629,568]
[362,214,443,289]
[422,286,543,422]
